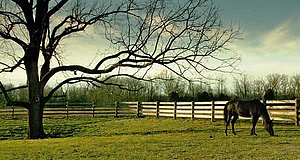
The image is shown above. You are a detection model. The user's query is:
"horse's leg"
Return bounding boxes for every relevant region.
[225,114,232,136]
[231,114,238,135]
[251,115,259,136]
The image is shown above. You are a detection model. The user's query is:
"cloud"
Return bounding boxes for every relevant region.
[225,17,300,77]
[262,21,288,47]
[260,17,300,54]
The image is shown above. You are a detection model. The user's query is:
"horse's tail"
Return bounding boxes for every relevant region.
[224,102,229,123]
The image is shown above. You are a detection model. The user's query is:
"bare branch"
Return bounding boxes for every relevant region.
[47,0,69,17]
[0,32,28,49]
[11,0,34,31]
[0,81,10,102]
[0,81,29,108]
[0,56,24,73]
[44,75,144,102]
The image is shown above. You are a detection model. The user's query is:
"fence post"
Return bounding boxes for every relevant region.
[12,106,15,119]
[137,101,141,117]
[295,99,299,126]
[115,101,119,117]
[173,101,177,120]
[92,102,95,117]
[191,101,195,120]
[66,102,69,117]
[156,101,160,118]
[211,100,215,122]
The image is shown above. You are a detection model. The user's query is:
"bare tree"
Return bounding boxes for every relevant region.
[265,74,286,99]
[216,76,227,95]
[0,0,240,138]
[157,70,185,97]
[290,74,300,98]
[278,74,290,99]
[234,74,251,99]
[252,78,266,99]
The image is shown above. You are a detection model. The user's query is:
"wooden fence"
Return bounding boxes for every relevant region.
[123,100,300,126]
[0,102,137,118]
[0,99,299,126]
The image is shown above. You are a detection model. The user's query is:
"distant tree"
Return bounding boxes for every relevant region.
[234,74,251,99]
[252,78,266,99]
[216,76,227,96]
[264,89,276,100]
[157,70,186,98]
[290,74,300,99]
[277,75,290,99]
[215,92,230,101]
[185,81,210,101]
[265,74,283,98]
[141,80,160,102]
[67,85,90,103]
[169,91,180,102]
[196,91,213,101]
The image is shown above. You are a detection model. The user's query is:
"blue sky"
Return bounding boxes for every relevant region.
[214,0,300,76]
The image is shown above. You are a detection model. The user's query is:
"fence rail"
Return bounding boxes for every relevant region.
[135,100,299,126]
[0,99,299,126]
[0,102,137,118]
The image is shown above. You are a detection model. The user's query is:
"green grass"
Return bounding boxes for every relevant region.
[1,116,300,159]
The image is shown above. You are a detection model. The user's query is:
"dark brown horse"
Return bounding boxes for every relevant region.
[224,99,274,136]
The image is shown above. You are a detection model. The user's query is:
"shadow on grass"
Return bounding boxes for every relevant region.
[45,124,82,138]
[105,128,224,137]
[1,116,299,139]
[37,126,300,139]
[0,126,27,140]
[45,126,224,138]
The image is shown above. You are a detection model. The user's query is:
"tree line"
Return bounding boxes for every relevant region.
[1,73,300,106]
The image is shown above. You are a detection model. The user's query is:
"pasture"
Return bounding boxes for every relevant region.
[0,116,300,159]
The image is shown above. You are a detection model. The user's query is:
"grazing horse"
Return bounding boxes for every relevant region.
[224,99,274,136]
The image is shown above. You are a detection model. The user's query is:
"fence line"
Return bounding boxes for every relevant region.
[0,99,299,126]
[0,102,136,119]
[129,100,299,126]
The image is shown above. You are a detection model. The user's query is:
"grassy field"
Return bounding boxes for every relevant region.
[0,116,300,159]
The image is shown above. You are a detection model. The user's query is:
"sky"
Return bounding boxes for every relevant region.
[214,0,300,77]
[65,0,300,77]
[1,0,300,85]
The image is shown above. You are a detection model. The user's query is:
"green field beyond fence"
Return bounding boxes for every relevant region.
[1,100,299,125]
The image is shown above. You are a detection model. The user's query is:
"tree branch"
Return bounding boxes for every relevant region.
[0,56,25,73]
[0,32,28,49]
[47,0,69,17]
[11,0,34,32]
[0,81,29,108]
[44,75,144,103]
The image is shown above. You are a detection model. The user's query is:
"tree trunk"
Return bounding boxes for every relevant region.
[26,66,46,139]
[25,48,46,139]
[28,102,46,139]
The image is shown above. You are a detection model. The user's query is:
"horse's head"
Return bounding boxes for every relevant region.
[264,119,274,136]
